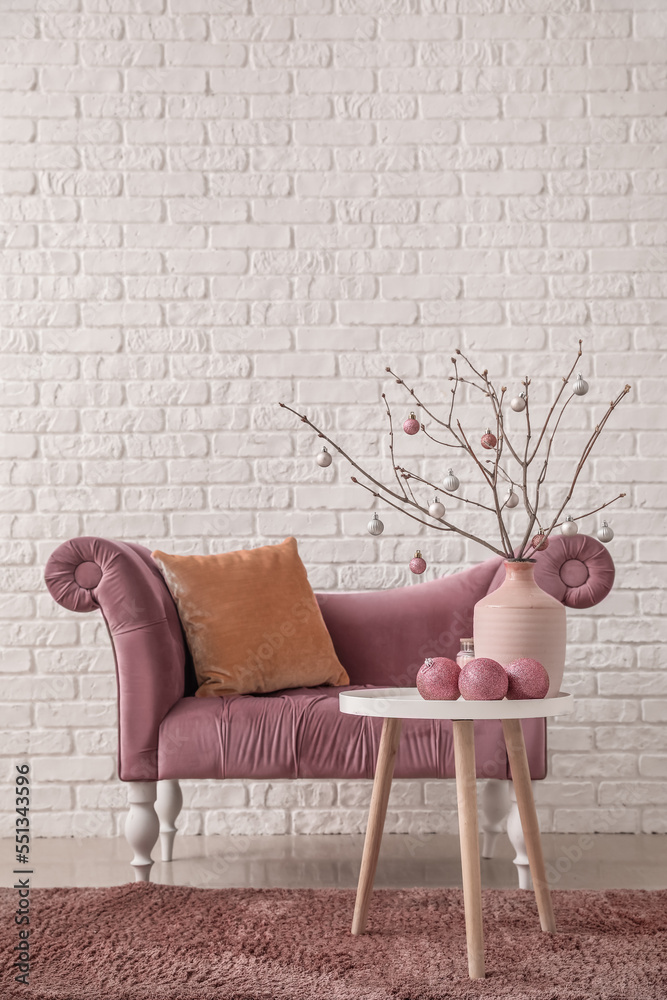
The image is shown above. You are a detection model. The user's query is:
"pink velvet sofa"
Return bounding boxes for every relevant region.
[45,534,614,883]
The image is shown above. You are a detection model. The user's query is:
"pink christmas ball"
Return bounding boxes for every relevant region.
[403,415,420,435]
[410,553,427,575]
[532,533,549,551]
[417,657,460,701]
[459,657,508,701]
[505,658,550,700]
[481,431,497,450]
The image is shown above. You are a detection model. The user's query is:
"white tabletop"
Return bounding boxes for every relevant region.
[339,688,573,721]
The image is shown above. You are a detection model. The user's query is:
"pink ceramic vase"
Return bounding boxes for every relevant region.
[473,560,566,697]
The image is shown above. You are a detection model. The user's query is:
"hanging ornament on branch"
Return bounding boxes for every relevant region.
[428,497,445,519]
[403,412,420,435]
[481,428,497,450]
[561,515,578,536]
[367,512,384,535]
[316,446,332,467]
[597,520,614,543]
[410,550,427,575]
[505,489,519,509]
[532,533,549,551]
[510,392,526,412]
[443,469,460,492]
[573,374,589,396]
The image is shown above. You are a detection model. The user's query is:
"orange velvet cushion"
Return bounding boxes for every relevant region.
[152,537,349,698]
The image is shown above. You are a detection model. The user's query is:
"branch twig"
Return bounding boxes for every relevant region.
[350,477,508,557]
[523,491,626,557]
[382,392,408,501]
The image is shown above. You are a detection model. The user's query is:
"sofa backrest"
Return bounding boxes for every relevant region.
[317,535,615,686]
[316,557,500,687]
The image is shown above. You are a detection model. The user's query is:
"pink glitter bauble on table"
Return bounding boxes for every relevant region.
[505,658,550,700]
[458,657,508,701]
[416,657,460,701]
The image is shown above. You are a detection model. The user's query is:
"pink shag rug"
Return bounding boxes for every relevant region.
[1,885,666,1000]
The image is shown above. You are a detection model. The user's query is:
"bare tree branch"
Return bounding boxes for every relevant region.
[554,492,626,528]
[350,478,509,557]
[540,386,631,541]
[522,491,626,558]
[279,401,412,509]
[518,389,576,556]
[396,466,497,513]
[384,366,452,431]
[280,344,631,565]
[528,339,583,465]
[420,425,464,449]
[279,401,509,556]
[382,392,408,501]
[454,357,524,467]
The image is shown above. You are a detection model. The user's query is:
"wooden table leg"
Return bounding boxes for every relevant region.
[351,717,402,935]
[453,719,485,980]
[502,718,556,934]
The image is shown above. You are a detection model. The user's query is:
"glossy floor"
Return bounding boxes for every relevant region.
[6,833,666,890]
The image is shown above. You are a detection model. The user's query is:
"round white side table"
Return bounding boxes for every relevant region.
[339,688,574,981]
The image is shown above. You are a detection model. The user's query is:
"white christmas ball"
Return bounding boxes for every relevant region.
[510,394,526,412]
[598,521,614,543]
[316,447,332,467]
[428,499,446,519]
[573,374,589,396]
[561,516,579,536]
[443,469,460,492]
[367,513,384,535]
[505,490,519,509]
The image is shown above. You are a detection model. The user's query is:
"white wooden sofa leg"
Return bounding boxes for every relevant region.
[508,781,532,889]
[480,779,510,859]
[125,781,159,883]
[156,779,183,863]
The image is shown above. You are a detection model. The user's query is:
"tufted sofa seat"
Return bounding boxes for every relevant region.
[157,687,536,782]
[44,533,614,880]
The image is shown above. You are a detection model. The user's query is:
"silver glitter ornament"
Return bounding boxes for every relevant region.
[597,520,614,543]
[561,515,579,536]
[505,490,519,509]
[443,469,460,492]
[510,392,526,412]
[367,512,384,535]
[428,498,445,519]
[573,373,589,396]
[316,446,332,467]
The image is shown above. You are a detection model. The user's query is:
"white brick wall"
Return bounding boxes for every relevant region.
[1,0,666,840]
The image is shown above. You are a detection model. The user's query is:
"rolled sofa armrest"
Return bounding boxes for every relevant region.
[45,537,188,781]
